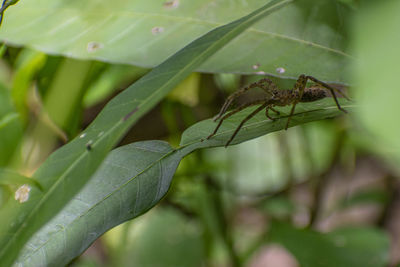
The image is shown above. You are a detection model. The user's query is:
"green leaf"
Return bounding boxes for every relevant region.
[0,1,292,265]
[16,98,353,266]
[352,1,400,166]
[42,58,92,130]
[0,168,42,190]
[83,64,147,107]
[268,221,389,267]
[337,189,389,209]
[0,83,23,166]
[15,141,183,266]
[0,0,352,82]
[11,49,47,120]
[180,98,353,149]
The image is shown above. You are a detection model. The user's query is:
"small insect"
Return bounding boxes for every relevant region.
[86,140,93,151]
[207,74,350,147]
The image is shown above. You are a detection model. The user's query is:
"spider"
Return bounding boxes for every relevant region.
[207,74,350,147]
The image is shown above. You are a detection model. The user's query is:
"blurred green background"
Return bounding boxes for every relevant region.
[0,0,399,266]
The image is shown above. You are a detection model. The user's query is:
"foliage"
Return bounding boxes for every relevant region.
[0,0,398,266]
[352,0,400,168]
[0,0,351,82]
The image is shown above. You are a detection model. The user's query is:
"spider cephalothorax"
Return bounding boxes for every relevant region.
[207,74,349,147]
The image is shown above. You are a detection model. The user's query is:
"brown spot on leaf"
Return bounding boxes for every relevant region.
[163,0,179,9]
[123,107,139,121]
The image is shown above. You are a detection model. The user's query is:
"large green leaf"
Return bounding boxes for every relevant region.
[15,141,183,266]
[0,1,292,265]
[0,0,352,82]
[15,98,353,266]
[268,221,389,267]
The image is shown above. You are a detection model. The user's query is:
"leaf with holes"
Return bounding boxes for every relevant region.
[0,0,353,82]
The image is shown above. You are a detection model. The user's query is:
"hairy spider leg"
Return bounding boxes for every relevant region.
[266,106,280,120]
[285,74,308,130]
[256,78,278,94]
[225,102,270,147]
[305,75,349,112]
[207,99,266,140]
[213,78,278,122]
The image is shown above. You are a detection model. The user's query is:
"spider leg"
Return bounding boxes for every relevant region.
[285,103,297,130]
[213,78,277,122]
[305,75,349,113]
[270,106,280,115]
[207,99,266,140]
[214,82,258,121]
[257,78,278,96]
[285,75,307,130]
[266,105,279,120]
[225,102,269,147]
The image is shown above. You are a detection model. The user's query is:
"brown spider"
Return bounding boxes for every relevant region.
[207,74,350,147]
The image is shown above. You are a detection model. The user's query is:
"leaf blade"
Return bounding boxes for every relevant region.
[0,0,352,82]
[15,141,181,266]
